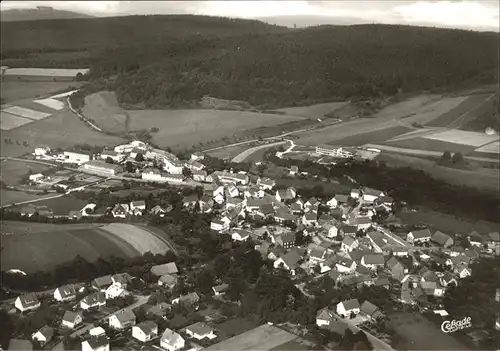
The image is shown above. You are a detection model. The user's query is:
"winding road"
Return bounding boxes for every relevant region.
[231,141,287,162]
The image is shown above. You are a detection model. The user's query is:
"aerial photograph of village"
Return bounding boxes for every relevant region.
[0,1,499,351]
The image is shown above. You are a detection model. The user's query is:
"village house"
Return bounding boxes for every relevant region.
[29,173,44,183]
[273,249,302,275]
[337,299,361,318]
[391,247,409,257]
[185,322,217,340]
[226,197,243,209]
[336,257,357,273]
[406,229,432,244]
[186,160,205,171]
[163,159,184,174]
[453,263,472,279]
[226,183,239,198]
[275,188,296,202]
[304,197,320,210]
[150,205,168,217]
[132,321,158,342]
[289,165,299,175]
[212,284,229,296]
[421,281,445,297]
[350,189,361,199]
[316,307,335,327]
[258,177,276,190]
[219,171,249,185]
[274,210,297,224]
[130,200,146,213]
[15,293,41,312]
[360,301,384,321]
[341,236,359,253]
[366,231,387,253]
[183,195,199,208]
[80,292,106,310]
[160,328,185,351]
[230,228,251,241]
[485,232,500,251]
[32,326,53,346]
[309,247,327,263]
[431,231,454,248]
[172,292,200,307]
[255,204,275,219]
[61,311,83,329]
[146,303,171,319]
[386,257,407,281]
[158,274,178,289]
[302,211,318,227]
[191,152,205,161]
[440,272,459,287]
[362,188,385,202]
[192,170,208,182]
[111,204,129,218]
[275,232,296,249]
[151,262,178,276]
[109,310,136,330]
[81,335,110,351]
[100,150,125,163]
[374,277,390,289]
[467,231,483,247]
[361,253,385,270]
[92,275,113,292]
[350,217,372,231]
[327,194,349,209]
[54,284,77,302]
[210,218,230,232]
[321,222,339,238]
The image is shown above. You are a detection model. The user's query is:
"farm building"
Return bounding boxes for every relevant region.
[63,151,90,165]
[316,145,356,158]
[82,160,122,176]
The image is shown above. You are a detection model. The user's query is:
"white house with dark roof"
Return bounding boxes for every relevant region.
[309,247,327,263]
[230,228,251,242]
[327,194,349,208]
[61,311,83,329]
[185,322,217,340]
[192,170,207,182]
[362,188,385,202]
[273,249,302,275]
[109,310,136,330]
[406,229,432,244]
[337,299,360,318]
[163,159,184,174]
[81,335,110,351]
[80,292,106,310]
[130,200,146,212]
[210,218,230,232]
[54,284,77,302]
[32,326,53,346]
[15,293,41,312]
[336,257,357,273]
[467,231,483,247]
[341,236,359,253]
[111,204,129,218]
[361,253,385,270]
[160,328,185,351]
[132,321,158,342]
[316,307,335,327]
[92,275,113,291]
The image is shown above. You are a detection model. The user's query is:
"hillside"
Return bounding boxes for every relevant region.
[0,7,92,22]
[2,15,498,109]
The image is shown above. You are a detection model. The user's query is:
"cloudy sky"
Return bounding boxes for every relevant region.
[1,1,499,31]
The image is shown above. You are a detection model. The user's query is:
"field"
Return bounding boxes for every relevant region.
[423,129,499,147]
[0,159,52,186]
[128,109,304,150]
[0,109,124,157]
[205,143,260,160]
[205,324,298,351]
[272,101,349,118]
[0,112,33,131]
[376,153,500,192]
[475,141,500,153]
[1,221,139,273]
[0,190,49,207]
[215,317,259,340]
[82,91,129,134]
[425,94,492,128]
[1,81,82,103]
[100,223,171,255]
[389,312,470,350]
[3,105,51,120]
[328,126,412,146]
[397,208,498,235]
[15,196,89,216]
[383,137,477,154]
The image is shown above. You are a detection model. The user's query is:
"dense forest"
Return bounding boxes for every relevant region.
[2,15,498,108]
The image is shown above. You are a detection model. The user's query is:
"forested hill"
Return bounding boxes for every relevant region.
[2,15,498,108]
[0,7,93,22]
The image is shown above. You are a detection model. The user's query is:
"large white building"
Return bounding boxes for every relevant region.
[82,160,122,176]
[316,145,356,158]
[163,159,184,174]
[63,151,91,165]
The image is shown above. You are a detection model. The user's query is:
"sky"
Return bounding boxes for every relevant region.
[1,1,499,31]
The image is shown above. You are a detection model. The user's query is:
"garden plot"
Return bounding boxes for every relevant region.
[99,223,170,255]
[422,129,499,147]
[475,141,500,154]
[34,98,65,110]
[3,105,51,120]
[0,112,33,130]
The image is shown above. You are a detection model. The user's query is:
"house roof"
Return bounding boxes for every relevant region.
[306,197,319,205]
[278,232,296,244]
[131,200,146,207]
[259,204,275,215]
[151,262,178,276]
[360,301,379,317]
[411,229,432,239]
[56,284,76,298]
[62,311,82,324]
[187,322,213,335]
[386,257,403,270]
[213,283,229,293]
[432,231,453,246]
[334,194,349,203]
[18,293,39,308]
[356,265,371,275]
[486,232,500,242]
[84,335,110,349]
[161,328,184,345]
[339,298,360,311]
[342,225,358,234]
[337,257,354,268]
[147,302,171,317]
[353,217,372,225]
[177,292,200,304]
[304,212,317,221]
[113,310,136,324]
[310,248,326,260]
[112,273,132,284]
[363,254,384,265]
[35,326,54,341]
[93,275,113,288]
[82,292,105,305]
[135,321,157,335]
[281,250,302,269]
[363,187,383,197]
[159,274,177,285]
[316,307,334,321]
